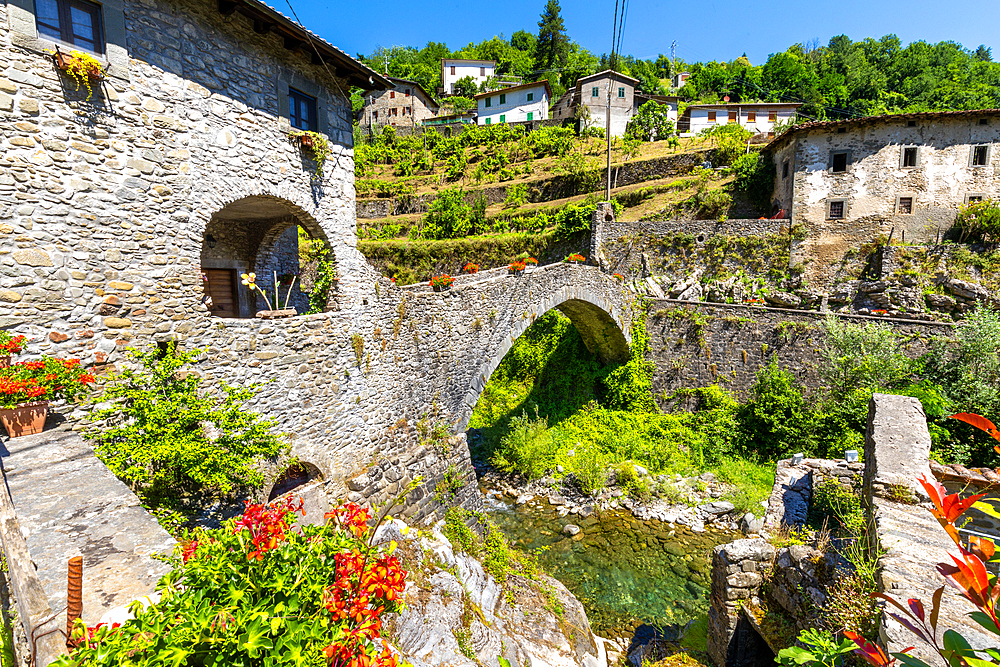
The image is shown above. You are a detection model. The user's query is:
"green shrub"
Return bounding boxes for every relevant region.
[492,409,557,480]
[955,198,1000,243]
[730,152,775,215]
[820,315,912,400]
[738,360,812,461]
[421,187,472,239]
[625,100,676,141]
[86,345,288,519]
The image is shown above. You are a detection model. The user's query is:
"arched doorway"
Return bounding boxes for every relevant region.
[200,196,335,318]
[268,461,324,501]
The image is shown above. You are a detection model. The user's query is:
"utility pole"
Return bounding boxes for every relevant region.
[671,41,676,86]
[605,70,613,201]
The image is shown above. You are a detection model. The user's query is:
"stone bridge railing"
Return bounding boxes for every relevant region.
[708,394,994,667]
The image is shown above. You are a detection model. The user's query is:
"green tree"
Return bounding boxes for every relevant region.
[452,75,479,98]
[625,100,676,141]
[533,0,569,79]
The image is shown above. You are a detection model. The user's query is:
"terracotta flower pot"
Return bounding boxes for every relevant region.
[0,401,48,438]
[0,355,9,368]
[52,51,102,78]
[432,284,451,292]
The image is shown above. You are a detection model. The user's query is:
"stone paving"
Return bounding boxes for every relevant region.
[1,423,175,625]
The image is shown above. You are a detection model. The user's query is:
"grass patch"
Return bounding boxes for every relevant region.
[713,458,775,516]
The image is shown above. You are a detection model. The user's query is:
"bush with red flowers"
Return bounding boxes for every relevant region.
[0,331,27,355]
[429,274,455,289]
[0,356,95,408]
[57,496,407,667]
[462,263,479,274]
[563,253,586,263]
[613,273,625,281]
[508,260,526,273]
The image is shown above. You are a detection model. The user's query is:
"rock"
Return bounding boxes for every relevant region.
[740,513,764,534]
[926,293,957,311]
[676,282,703,301]
[860,280,888,294]
[563,524,581,536]
[515,494,534,505]
[549,494,567,506]
[669,269,703,299]
[764,291,802,308]
[944,278,989,301]
[13,248,53,267]
[633,464,648,477]
[864,393,933,501]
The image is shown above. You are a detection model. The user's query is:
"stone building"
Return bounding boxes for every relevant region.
[550,70,673,137]
[475,80,550,125]
[360,76,439,129]
[768,109,1000,280]
[676,102,800,136]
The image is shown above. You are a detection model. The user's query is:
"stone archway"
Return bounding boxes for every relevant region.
[200,195,334,317]
[456,283,630,430]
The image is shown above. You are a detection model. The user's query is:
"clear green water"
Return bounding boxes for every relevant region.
[487,498,733,638]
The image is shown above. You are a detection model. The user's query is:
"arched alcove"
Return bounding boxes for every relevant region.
[200,196,335,317]
[268,461,324,501]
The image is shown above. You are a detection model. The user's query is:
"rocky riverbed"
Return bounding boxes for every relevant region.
[477,468,749,640]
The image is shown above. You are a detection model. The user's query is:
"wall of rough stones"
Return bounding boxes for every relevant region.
[642,300,953,402]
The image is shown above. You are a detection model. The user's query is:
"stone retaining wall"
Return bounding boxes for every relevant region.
[643,300,952,402]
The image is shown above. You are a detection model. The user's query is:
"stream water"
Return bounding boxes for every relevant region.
[485,493,734,639]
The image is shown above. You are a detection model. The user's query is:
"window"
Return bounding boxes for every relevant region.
[450,66,456,75]
[707,111,716,123]
[768,110,777,122]
[527,111,533,121]
[728,110,737,123]
[782,161,789,179]
[288,88,317,132]
[897,196,913,214]
[372,111,377,121]
[35,0,103,52]
[527,92,533,101]
[907,120,917,127]
[747,111,756,122]
[830,150,850,173]
[485,118,491,125]
[618,87,625,98]
[500,114,506,123]
[901,146,919,168]
[837,127,847,134]
[405,89,410,97]
[592,86,599,97]
[828,200,846,219]
[390,91,395,99]
[499,94,505,104]
[979,118,989,126]
[972,144,991,167]
[967,194,985,204]
[480,67,485,76]
[485,97,491,108]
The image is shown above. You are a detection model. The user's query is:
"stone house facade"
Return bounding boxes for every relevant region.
[676,102,800,136]
[475,80,550,125]
[361,76,439,129]
[554,70,639,137]
[768,110,1000,281]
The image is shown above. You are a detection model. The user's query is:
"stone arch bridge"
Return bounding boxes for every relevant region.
[191,257,633,522]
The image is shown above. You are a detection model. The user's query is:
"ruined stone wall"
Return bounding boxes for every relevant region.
[643,301,953,402]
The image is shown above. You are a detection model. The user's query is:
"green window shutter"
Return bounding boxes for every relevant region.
[618,87,625,98]
[592,86,599,97]
[527,112,533,121]
[485,97,491,107]
[500,115,505,123]
[485,118,491,125]
[527,92,533,101]
[500,94,506,104]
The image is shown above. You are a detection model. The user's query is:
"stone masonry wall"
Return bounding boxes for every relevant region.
[643,300,952,403]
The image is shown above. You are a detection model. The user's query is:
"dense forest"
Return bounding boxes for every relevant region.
[352,0,1000,120]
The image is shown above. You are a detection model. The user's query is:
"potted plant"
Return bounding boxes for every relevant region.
[514,253,539,272]
[508,260,527,275]
[613,273,625,281]
[52,50,105,100]
[289,130,331,180]
[0,332,27,368]
[462,263,479,274]
[564,253,586,264]
[429,274,455,292]
[242,271,297,319]
[0,357,95,437]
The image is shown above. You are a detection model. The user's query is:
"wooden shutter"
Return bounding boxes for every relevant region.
[204,269,239,317]
[728,110,737,123]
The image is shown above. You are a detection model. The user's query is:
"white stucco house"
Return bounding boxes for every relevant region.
[441,58,495,95]
[475,80,551,125]
[678,103,801,136]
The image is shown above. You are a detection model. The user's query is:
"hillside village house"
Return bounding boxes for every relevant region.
[677,103,801,136]
[768,109,1000,280]
[551,70,676,137]
[1,0,388,342]
[440,58,494,95]
[362,76,439,128]
[475,80,551,125]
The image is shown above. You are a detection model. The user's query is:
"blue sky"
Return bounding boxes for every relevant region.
[289,0,1000,67]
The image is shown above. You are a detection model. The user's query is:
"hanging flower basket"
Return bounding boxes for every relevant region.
[289,130,331,180]
[52,50,105,101]
[0,400,48,438]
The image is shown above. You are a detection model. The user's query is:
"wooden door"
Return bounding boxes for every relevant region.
[204,269,239,317]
